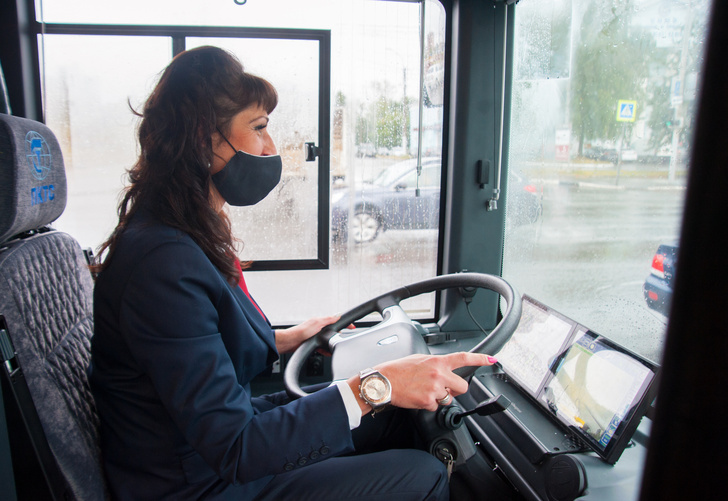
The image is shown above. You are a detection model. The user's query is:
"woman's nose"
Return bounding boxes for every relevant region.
[263,132,277,156]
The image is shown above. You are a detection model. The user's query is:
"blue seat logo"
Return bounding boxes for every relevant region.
[25,131,52,180]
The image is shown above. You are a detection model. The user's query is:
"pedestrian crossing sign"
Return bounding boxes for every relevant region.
[617,100,637,122]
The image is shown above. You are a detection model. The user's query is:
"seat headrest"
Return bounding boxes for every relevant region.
[0,114,67,244]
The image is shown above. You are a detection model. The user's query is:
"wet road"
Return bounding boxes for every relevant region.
[503,175,686,363]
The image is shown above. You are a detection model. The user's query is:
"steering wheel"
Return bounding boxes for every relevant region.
[284,272,522,399]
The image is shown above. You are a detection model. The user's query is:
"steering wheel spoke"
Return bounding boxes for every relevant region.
[328,305,429,380]
[329,304,411,349]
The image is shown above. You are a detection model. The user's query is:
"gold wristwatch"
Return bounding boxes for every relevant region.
[358,368,392,413]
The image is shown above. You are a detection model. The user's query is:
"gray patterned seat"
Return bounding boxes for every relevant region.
[0,113,108,500]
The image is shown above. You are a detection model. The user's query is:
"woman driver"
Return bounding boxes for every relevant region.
[89,45,496,500]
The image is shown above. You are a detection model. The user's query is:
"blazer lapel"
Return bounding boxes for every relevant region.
[228,281,278,357]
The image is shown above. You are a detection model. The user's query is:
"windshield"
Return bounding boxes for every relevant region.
[503,0,711,363]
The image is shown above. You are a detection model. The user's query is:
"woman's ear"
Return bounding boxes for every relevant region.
[207,126,226,167]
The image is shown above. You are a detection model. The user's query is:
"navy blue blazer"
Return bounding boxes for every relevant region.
[90,211,354,500]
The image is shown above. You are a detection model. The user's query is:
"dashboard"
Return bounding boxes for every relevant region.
[436,295,659,501]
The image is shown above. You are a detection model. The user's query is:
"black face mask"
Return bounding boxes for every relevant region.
[211,131,282,207]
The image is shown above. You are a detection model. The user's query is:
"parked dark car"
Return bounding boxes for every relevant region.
[583,145,637,164]
[643,243,679,315]
[332,158,542,243]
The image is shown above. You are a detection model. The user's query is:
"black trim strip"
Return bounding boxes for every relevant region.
[248,258,327,272]
[37,23,330,41]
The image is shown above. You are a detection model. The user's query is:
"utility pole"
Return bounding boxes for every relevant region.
[669,1,693,182]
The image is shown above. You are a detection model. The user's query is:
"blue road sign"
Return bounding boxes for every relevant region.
[617,100,637,122]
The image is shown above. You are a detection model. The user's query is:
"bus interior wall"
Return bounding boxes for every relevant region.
[640,0,728,498]
[1,0,727,499]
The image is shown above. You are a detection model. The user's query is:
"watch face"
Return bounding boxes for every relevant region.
[363,376,389,403]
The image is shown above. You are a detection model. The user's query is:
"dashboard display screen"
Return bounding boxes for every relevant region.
[540,328,656,460]
[497,295,575,396]
[495,295,659,464]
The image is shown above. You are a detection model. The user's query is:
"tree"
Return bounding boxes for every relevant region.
[355,87,409,153]
[644,1,710,159]
[646,81,674,153]
[374,96,407,151]
[570,0,651,156]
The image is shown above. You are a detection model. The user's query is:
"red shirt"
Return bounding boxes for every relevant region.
[233,258,267,321]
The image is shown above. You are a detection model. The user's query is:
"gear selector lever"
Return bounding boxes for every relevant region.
[439,394,511,430]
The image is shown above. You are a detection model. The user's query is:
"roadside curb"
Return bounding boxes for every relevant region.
[646,185,687,191]
[537,178,686,191]
[541,179,625,190]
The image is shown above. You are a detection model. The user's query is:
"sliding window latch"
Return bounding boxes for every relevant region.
[477,159,490,189]
[305,142,321,162]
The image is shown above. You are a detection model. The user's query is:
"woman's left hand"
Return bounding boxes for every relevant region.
[274,315,342,354]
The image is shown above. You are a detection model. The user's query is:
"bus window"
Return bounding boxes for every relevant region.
[186,36,324,264]
[503,0,711,363]
[45,36,171,250]
[39,0,447,325]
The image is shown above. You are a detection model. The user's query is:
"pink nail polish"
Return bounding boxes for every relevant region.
[487,356,498,364]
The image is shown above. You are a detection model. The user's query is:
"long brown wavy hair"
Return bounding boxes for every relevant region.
[91,46,277,284]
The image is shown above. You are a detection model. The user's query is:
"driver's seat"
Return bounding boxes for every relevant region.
[0,113,109,500]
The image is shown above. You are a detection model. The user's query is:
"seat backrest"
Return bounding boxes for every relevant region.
[0,113,108,500]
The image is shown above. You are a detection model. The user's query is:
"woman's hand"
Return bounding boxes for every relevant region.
[274,315,341,354]
[347,352,498,415]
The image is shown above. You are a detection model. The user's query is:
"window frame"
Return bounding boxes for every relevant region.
[36,21,332,271]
